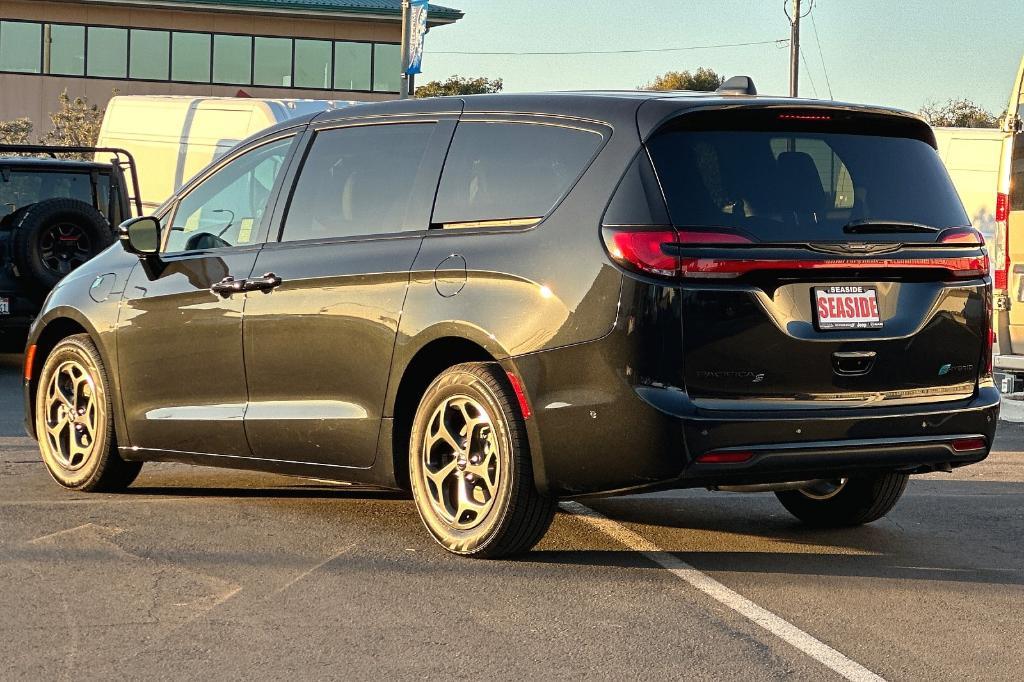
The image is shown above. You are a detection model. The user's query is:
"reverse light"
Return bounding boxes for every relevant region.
[695,450,754,464]
[994,192,1010,289]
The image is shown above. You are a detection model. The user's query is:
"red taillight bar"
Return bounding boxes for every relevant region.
[679,255,988,279]
[603,227,989,280]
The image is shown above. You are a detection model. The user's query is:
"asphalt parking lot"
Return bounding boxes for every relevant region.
[2,351,1022,680]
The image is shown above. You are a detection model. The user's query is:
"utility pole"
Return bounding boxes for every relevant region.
[789,0,801,97]
[399,0,413,99]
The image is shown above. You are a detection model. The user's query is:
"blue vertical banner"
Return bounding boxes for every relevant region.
[406,0,429,75]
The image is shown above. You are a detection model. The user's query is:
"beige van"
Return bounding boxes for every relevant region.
[992,56,1024,391]
[95,96,356,211]
[933,126,1007,240]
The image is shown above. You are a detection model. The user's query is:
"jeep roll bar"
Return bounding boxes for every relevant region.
[0,144,144,218]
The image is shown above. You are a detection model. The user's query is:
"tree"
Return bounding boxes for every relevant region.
[39,89,111,157]
[0,117,33,145]
[415,75,503,98]
[920,98,998,128]
[642,67,724,92]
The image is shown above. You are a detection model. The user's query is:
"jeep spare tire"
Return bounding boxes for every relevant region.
[12,198,113,291]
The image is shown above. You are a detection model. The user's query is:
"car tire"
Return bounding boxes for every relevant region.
[775,472,909,527]
[409,362,555,558]
[13,198,113,293]
[35,334,142,492]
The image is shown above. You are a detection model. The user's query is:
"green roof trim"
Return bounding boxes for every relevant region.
[129,0,463,22]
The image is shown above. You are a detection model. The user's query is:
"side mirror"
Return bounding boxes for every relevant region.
[119,216,161,256]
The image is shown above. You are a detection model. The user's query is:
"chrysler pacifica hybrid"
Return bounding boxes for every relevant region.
[23,80,999,557]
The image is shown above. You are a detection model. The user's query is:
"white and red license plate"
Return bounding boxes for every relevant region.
[0,297,9,316]
[814,286,882,330]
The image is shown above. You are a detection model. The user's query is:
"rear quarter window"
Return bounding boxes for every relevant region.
[432,121,603,226]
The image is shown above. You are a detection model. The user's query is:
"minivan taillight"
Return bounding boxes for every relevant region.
[994,192,1010,289]
[603,228,754,276]
[604,229,680,276]
[937,227,985,244]
[603,227,988,280]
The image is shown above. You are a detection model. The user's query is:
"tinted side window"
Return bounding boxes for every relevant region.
[281,123,436,242]
[433,122,602,225]
[165,137,292,253]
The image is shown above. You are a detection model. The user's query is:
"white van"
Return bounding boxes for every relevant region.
[95,96,357,211]
[991,56,1024,391]
[933,126,1007,241]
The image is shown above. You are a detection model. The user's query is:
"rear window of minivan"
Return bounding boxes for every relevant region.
[647,113,969,242]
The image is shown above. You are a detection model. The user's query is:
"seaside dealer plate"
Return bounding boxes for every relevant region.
[814,285,882,330]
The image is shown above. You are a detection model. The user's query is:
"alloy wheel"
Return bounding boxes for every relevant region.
[42,360,100,471]
[421,395,501,530]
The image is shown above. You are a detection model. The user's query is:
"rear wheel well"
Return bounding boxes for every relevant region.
[391,338,494,489]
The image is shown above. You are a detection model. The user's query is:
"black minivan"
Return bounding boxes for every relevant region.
[23,82,999,557]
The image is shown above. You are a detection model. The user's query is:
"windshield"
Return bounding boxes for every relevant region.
[0,170,108,216]
[647,129,969,242]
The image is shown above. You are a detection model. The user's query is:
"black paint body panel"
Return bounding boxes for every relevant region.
[22,92,999,499]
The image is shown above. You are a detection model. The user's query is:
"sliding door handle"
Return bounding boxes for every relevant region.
[244,272,283,293]
[210,276,246,297]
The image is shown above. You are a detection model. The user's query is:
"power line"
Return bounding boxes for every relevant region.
[800,47,819,98]
[430,38,788,56]
[809,11,833,99]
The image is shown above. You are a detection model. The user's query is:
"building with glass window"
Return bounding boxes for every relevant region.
[0,0,463,128]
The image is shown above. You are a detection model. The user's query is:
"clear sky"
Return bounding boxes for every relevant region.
[420,0,1022,115]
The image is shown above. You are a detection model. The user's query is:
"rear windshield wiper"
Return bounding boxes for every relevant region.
[842,220,941,234]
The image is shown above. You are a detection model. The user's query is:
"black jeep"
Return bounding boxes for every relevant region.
[0,145,141,350]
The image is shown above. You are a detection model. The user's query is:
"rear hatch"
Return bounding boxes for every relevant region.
[608,106,990,408]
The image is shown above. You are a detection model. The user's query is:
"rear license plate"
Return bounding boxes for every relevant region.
[814,286,882,330]
[0,297,9,316]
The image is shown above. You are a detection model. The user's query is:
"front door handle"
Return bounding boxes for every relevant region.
[244,272,283,293]
[210,276,246,297]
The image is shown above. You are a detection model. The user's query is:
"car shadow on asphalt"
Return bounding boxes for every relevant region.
[523,480,1024,585]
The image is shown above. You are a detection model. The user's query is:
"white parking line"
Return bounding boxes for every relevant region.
[561,501,886,682]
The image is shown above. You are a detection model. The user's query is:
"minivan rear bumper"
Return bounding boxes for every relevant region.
[513,325,1001,496]
[677,385,1000,479]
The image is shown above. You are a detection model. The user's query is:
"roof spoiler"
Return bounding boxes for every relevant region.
[716,76,757,96]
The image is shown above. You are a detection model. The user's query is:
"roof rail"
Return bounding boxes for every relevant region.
[716,76,758,96]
